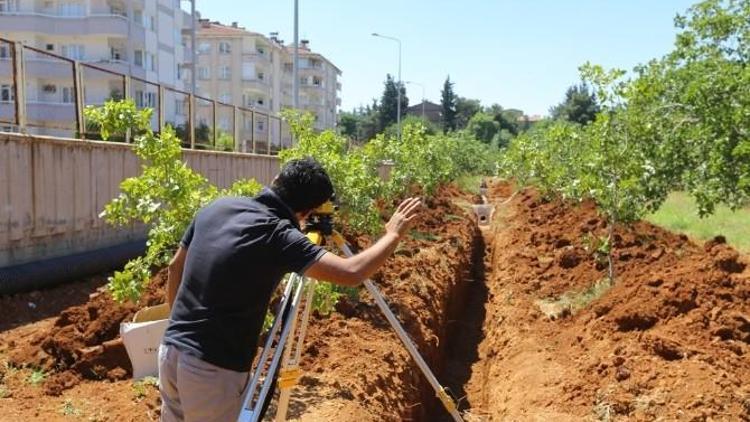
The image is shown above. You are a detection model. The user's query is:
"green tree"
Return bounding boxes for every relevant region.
[378,74,408,131]
[86,100,262,302]
[466,112,500,145]
[384,115,439,138]
[455,97,482,129]
[625,0,750,214]
[440,76,457,133]
[338,111,359,140]
[549,82,600,125]
[487,104,523,137]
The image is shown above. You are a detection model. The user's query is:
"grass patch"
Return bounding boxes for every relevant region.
[443,213,463,222]
[537,278,612,319]
[455,174,484,195]
[132,376,159,400]
[0,385,9,399]
[648,192,750,253]
[60,399,82,416]
[410,230,442,242]
[26,368,46,386]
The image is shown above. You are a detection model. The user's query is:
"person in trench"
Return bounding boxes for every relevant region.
[158,157,422,422]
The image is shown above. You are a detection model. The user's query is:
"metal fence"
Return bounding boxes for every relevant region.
[0,37,292,155]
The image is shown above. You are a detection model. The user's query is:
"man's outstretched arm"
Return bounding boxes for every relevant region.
[304,197,422,286]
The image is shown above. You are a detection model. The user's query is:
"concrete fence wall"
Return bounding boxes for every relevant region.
[0,132,280,268]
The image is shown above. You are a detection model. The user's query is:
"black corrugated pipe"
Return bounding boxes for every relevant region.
[0,239,146,295]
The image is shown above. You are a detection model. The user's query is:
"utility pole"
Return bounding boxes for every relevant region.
[190,0,196,97]
[293,0,299,110]
[372,33,402,142]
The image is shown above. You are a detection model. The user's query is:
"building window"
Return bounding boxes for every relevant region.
[62,87,75,104]
[256,120,264,131]
[0,0,19,12]
[0,84,14,102]
[256,46,265,55]
[198,66,210,80]
[45,44,55,52]
[61,44,85,60]
[134,91,156,108]
[219,66,231,80]
[109,2,126,16]
[149,15,156,31]
[219,93,231,103]
[0,45,9,59]
[219,42,231,54]
[134,50,143,67]
[257,72,264,81]
[146,92,156,108]
[133,10,143,25]
[198,42,211,54]
[256,98,264,106]
[147,53,156,71]
[110,47,124,61]
[59,1,84,17]
[219,117,230,131]
[242,62,254,80]
[175,99,185,115]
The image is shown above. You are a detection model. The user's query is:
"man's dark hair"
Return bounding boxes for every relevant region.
[272,157,334,213]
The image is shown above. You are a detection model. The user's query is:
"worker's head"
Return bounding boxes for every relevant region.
[272,157,334,218]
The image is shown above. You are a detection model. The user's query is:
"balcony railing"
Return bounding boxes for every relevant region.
[0,36,291,155]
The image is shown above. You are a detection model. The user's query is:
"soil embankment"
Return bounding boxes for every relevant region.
[452,181,750,420]
[0,185,480,421]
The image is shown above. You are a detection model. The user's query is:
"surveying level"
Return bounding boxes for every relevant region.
[237,206,464,422]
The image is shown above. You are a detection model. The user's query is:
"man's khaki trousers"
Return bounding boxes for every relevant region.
[158,344,250,422]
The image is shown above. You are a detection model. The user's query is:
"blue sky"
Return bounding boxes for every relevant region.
[194,0,697,116]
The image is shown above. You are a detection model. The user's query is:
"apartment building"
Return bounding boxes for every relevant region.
[196,20,341,131]
[194,20,282,121]
[0,0,191,136]
[285,40,341,130]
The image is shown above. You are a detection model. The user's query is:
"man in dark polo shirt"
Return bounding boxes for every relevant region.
[158,157,422,421]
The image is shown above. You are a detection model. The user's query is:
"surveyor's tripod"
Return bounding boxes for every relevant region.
[237,209,463,422]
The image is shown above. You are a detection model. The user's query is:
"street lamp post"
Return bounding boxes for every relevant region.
[372,32,401,142]
[406,81,425,120]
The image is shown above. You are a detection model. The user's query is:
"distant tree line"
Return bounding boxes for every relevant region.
[339,74,600,147]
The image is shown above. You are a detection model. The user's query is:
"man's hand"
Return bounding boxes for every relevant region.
[385,197,422,239]
[304,197,422,286]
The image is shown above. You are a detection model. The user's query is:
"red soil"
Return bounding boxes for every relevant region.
[458,182,750,420]
[3,180,748,421]
[0,185,479,421]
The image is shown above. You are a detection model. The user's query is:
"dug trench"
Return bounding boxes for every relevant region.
[444,181,750,420]
[0,185,485,421]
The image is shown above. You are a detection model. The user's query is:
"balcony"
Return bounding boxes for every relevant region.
[300,82,325,92]
[298,66,325,78]
[86,59,146,80]
[241,78,271,93]
[26,101,76,124]
[242,52,271,64]
[0,13,131,37]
